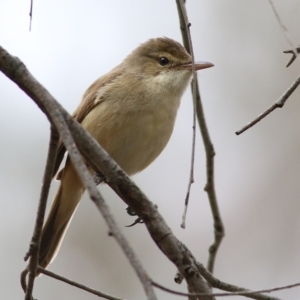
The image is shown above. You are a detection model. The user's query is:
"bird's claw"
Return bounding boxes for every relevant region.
[125,207,144,227]
[126,217,144,227]
[93,172,106,185]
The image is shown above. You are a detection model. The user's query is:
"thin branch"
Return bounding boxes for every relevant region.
[267,0,299,67]
[88,187,156,298]
[38,267,125,300]
[29,0,33,31]
[236,75,300,135]
[0,45,213,299]
[197,264,281,300]
[181,81,197,229]
[198,263,280,300]
[153,279,285,300]
[175,1,196,230]
[21,126,59,299]
[175,0,224,274]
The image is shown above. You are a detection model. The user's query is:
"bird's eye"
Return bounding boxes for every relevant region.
[159,57,169,66]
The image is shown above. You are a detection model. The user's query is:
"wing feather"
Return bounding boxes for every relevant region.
[52,65,123,179]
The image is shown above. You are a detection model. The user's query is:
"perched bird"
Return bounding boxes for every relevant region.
[37,37,213,272]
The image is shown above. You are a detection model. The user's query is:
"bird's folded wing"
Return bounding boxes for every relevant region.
[52,66,123,179]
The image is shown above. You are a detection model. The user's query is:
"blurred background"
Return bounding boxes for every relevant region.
[1,0,300,299]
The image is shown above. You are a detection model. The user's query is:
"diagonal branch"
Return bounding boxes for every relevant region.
[175,0,224,274]
[236,75,300,135]
[38,267,125,300]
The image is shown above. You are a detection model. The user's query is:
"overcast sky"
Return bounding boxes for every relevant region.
[1,1,300,299]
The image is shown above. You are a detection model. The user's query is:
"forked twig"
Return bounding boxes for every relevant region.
[268,0,299,67]
[284,45,300,67]
[236,75,300,135]
[175,0,224,274]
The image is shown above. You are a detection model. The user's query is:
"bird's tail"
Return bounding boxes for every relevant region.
[37,158,85,274]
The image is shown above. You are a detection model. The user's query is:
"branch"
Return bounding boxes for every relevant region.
[197,264,281,300]
[175,0,224,274]
[21,126,59,298]
[29,0,33,31]
[267,0,299,67]
[236,3,300,135]
[38,267,125,300]
[152,262,300,300]
[236,75,300,135]
[0,45,213,299]
[153,278,283,300]
[175,0,197,230]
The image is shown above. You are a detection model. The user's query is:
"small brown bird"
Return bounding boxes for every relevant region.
[37,37,213,272]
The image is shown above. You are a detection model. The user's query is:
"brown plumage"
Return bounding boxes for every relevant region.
[36,37,213,272]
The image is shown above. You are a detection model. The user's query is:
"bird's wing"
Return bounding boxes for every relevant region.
[52,65,123,179]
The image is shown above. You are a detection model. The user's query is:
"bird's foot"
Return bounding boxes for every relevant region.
[125,207,144,227]
[93,172,106,185]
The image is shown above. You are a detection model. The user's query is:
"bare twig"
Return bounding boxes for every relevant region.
[153,277,285,300]
[21,126,59,299]
[38,267,125,300]
[176,0,224,274]
[236,75,300,135]
[29,0,33,31]
[175,0,196,230]
[0,45,213,299]
[197,264,281,300]
[268,0,299,67]
[284,45,300,67]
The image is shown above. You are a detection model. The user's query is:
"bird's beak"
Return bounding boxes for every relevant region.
[178,61,214,71]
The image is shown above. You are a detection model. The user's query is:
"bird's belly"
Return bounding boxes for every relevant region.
[82,103,177,175]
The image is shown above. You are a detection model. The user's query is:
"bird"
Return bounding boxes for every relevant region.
[36,37,213,273]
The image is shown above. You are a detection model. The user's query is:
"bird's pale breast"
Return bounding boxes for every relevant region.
[81,94,181,175]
